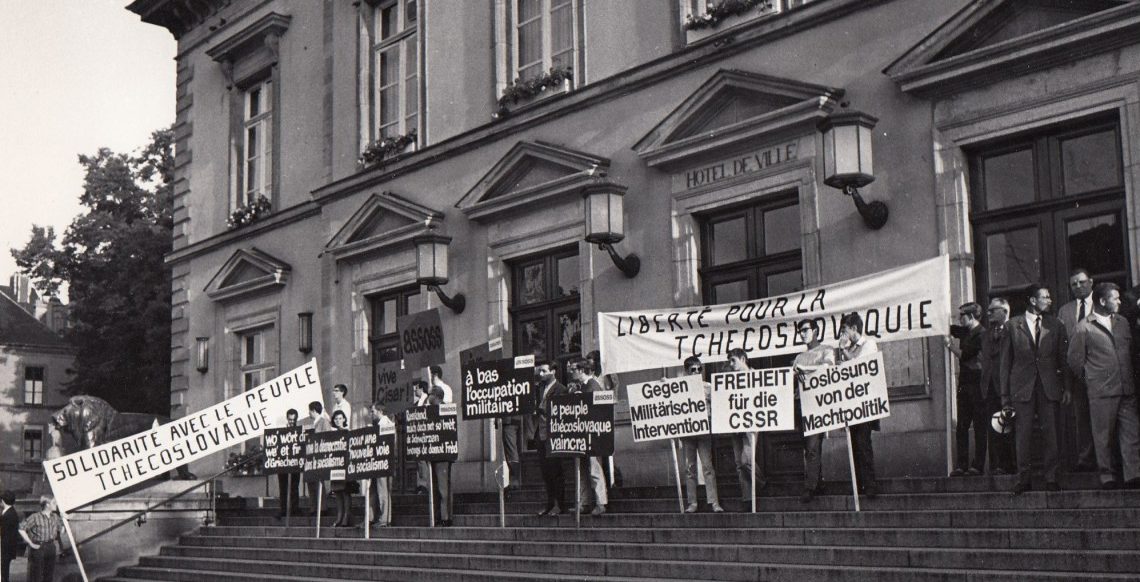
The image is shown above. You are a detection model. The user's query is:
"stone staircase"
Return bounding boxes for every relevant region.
[98,475,1140,581]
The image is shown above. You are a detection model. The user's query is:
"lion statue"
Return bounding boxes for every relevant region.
[52,395,196,480]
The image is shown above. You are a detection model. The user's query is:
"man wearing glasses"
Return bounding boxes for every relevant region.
[982,298,1016,475]
[680,356,723,513]
[1058,268,1098,472]
[793,319,837,503]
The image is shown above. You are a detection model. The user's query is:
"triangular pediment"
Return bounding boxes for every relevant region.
[325,192,443,261]
[205,248,291,302]
[457,141,610,221]
[634,70,843,169]
[886,0,1137,97]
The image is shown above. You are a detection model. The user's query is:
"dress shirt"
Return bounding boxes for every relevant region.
[1025,311,1041,343]
[433,379,454,403]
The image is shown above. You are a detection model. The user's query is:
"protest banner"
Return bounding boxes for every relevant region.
[626,375,710,442]
[710,367,795,434]
[374,360,417,415]
[459,337,503,367]
[547,391,615,457]
[262,426,306,474]
[597,255,950,374]
[404,404,459,462]
[460,354,537,419]
[801,352,890,436]
[397,308,446,369]
[44,359,324,513]
[303,430,350,482]
[346,425,396,480]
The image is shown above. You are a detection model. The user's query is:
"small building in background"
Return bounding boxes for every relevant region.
[0,275,74,495]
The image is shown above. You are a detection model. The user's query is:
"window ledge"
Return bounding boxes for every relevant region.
[685,1,784,45]
[495,77,573,120]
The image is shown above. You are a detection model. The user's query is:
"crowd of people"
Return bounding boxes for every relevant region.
[947,270,1140,493]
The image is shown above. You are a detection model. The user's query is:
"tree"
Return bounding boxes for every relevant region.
[12,128,173,415]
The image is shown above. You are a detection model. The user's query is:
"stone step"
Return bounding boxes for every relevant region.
[213,505,1140,530]
[184,523,1140,550]
[109,555,1140,582]
[160,535,1140,573]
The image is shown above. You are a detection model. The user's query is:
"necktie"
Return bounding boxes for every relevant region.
[1078,300,1086,322]
[1034,317,1041,347]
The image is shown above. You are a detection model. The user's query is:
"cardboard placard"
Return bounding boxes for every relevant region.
[397,308,446,369]
[403,404,459,462]
[262,426,306,474]
[710,367,794,433]
[460,355,537,419]
[801,352,890,436]
[626,375,711,442]
[346,425,396,480]
[303,430,350,482]
[547,391,615,457]
[374,360,417,415]
[459,338,504,367]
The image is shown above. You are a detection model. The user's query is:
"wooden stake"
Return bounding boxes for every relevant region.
[315,481,323,538]
[846,426,861,512]
[670,440,684,513]
[59,509,89,582]
[428,464,436,528]
[750,432,757,514]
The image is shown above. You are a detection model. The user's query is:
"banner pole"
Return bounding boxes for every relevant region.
[364,480,370,539]
[944,341,956,476]
[670,440,684,513]
[575,457,581,530]
[428,465,435,528]
[494,419,505,528]
[750,432,757,514]
[285,477,291,529]
[59,509,89,582]
[315,481,323,539]
[845,426,861,513]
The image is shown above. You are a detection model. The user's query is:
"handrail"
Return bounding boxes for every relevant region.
[61,450,266,555]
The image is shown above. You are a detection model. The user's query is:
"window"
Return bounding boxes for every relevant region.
[369,286,422,366]
[239,79,274,209]
[239,327,276,391]
[510,247,581,385]
[970,114,1127,314]
[371,0,420,140]
[24,426,44,463]
[700,195,803,305]
[24,366,44,406]
[511,0,578,82]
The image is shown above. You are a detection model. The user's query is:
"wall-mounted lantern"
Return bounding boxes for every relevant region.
[583,182,640,278]
[413,231,466,314]
[819,111,888,230]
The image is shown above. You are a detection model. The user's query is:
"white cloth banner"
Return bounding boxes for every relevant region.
[598,255,950,375]
[709,368,794,433]
[45,359,325,512]
[626,375,710,442]
[800,353,890,436]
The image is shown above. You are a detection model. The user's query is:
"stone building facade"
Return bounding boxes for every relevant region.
[128,0,1140,492]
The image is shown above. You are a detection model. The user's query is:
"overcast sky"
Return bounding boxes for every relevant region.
[0,0,176,291]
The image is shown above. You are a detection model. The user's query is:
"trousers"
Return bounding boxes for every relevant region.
[681,435,718,506]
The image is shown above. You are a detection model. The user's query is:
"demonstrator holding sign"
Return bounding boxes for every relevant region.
[836,313,880,498]
[792,319,837,503]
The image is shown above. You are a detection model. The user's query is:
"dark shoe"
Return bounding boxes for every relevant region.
[966,467,983,476]
[1045,481,1061,492]
[578,506,591,515]
[441,519,453,527]
[1075,462,1098,473]
[1124,478,1140,490]
[800,489,814,504]
[1101,480,1121,491]
[862,484,878,499]
[950,467,965,477]
[416,486,429,495]
[590,504,606,516]
[1011,481,1031,495]
[991,468,1008,476]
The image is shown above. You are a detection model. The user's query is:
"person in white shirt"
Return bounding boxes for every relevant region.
[838,312,880,498]
[680,356,723,513]
[332,384,352,429]
[1058,268,1097,472]
[430,366,453,403]
[369,402,397,526]
[794,319,837,503]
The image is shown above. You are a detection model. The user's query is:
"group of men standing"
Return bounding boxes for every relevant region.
[950,270,1140,492]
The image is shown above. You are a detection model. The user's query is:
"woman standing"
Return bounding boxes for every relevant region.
[18,495,63,582]
[329,410,353,527]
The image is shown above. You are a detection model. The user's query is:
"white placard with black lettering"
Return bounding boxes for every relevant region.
[709,367,794,434]
[800,353,889,436]
[626,375,710,442]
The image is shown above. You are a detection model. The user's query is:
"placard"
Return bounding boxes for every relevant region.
[459,338,503,367]
[801,352,890,436]
[710,367,794,433]
[262,426,306,474]
[460,355,537,419]
[346,425,396,480]
[397,308,446,369]
[547,391,615,457]
[303,430,349,482]
[626,375,710,442]
[374,360,417,415]
[404,404,459,462]
[598,255,950,374]
[45,359,324,512]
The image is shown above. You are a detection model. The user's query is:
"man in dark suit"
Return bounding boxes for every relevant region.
[948,302,987,476]
[275,409,301,518]
[1,491,21,582]
[1057,268,1097,471]
[980,298,1015,474]
[1067,282,1140,489]
[532,360,569,516]
[1000,284,1071,494]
